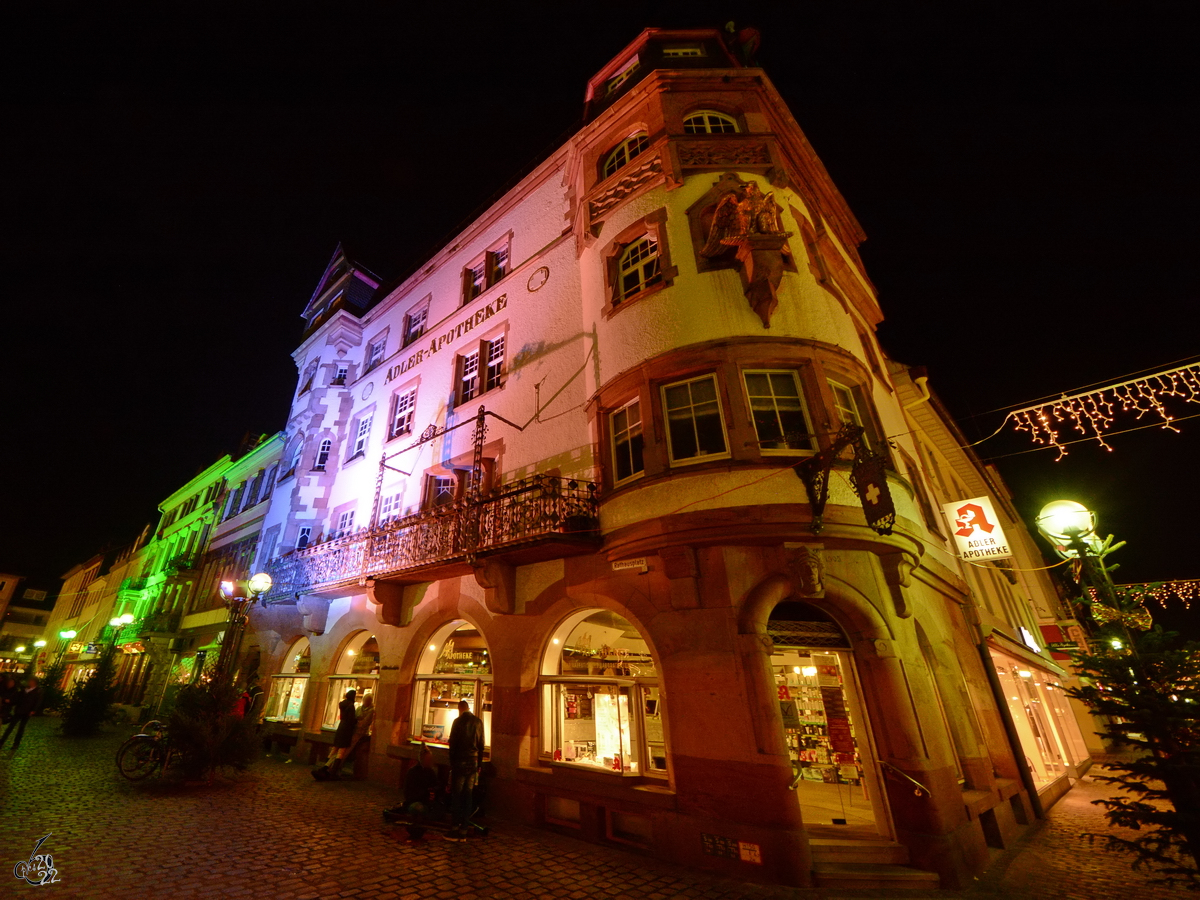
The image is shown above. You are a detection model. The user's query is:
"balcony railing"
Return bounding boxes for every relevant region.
[140,611,181,635]
[119,576,147,594]
[165,554,197,576]
[265,475,599,599]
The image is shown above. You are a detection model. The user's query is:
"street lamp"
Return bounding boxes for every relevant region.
[213,573,273,685]
[1035,499,1143,643]
[108,613,136,647]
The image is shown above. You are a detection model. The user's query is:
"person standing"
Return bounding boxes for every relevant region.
[312,689,357,781]
[1,674,19,723]
[0,677,43,753]
[444,699,485,841]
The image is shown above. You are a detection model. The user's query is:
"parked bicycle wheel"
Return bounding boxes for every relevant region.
[116,735,163,781]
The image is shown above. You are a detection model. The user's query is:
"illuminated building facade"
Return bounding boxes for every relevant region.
[249,28,1087,888]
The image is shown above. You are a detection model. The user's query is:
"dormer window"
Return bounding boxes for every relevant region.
[663,44,705,58]
[602,133,650,179]
[684,110,739,134]
[606,57,641,95]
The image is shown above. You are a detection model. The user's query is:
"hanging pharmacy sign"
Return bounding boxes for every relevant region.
[942,496,1013,561]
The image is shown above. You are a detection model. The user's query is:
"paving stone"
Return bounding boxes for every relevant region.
[0,720,1191,899]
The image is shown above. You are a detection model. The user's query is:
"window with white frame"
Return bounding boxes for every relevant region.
[296,526,312,551]
[314,439,332,470]
[350,415,372,459]
[617,236,662,302]
[365,337,386,372]
[744,371,815,452]
[379,490,403,523]
[610,400,644,484]
[458,337,504,404]
[403,304,428,347]
[661,375,728,463]
[828,379,873,448]
[462,243,511,304]
[683,110,739,134]
[390,388,416,439]
[411,621,492,749]
[332,364,348,386]
[335,509,355,539]
[459,350,480,402]
[540,609,666,777]
[602,133,650,179]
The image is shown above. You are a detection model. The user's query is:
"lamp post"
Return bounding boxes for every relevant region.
[55,630,78,665]
[108,613,135,648]
[1035,499,1138,649]
[214,573,273,686]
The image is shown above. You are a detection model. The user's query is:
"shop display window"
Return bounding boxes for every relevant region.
[992,653,1089,786]
[539,610,666,777]
[264,637,310,723]
[410,621,492,749]
[321,632,381,729]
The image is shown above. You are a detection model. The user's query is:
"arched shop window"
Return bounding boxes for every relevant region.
[264,637,310,723]
[411,621,492,749]
[540,610,666,777]
[322,632,380,729]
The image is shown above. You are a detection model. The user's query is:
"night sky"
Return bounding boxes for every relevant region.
[4,4,1197,624]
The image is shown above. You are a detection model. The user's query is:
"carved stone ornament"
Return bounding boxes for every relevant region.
[784,545,825,598]
[678,140,771,168]
[699,177,792,327]
[588,155,663,223]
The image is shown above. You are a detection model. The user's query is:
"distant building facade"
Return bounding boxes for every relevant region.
[246,28,1086,889]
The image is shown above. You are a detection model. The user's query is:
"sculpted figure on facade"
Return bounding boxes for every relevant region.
[784,545,825,597]
[700,178,792,328]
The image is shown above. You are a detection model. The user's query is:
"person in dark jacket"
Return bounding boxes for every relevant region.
[0,677,42,753]
[0,674,19,724]
[312,689,357,780]
[383,747,445,839]
[443,699,485,840]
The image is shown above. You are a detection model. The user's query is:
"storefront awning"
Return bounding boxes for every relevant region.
[987,630,1067,679]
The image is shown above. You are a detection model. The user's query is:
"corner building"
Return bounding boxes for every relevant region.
[252,29,1058,888]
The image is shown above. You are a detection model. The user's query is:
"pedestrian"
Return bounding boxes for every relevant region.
[312,688,356,781]
[350,692,374,758]
[0,676,43,753]
[1,674,19,723]
[443,699,485,841]
[383,747,444,839]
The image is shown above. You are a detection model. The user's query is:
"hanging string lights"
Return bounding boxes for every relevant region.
[1089,580,1200,610]
[1005,361,1200,459]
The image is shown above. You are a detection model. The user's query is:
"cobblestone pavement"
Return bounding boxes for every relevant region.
[0,718,1189,899]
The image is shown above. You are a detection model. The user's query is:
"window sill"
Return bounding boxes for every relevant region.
[516,764,677,805]
[602,281,668,320]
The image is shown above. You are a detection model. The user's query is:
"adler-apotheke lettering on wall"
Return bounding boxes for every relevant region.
[385,294,508,384]
[941,496,1014,561]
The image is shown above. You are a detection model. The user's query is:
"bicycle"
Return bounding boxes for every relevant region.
[115,720,176,781]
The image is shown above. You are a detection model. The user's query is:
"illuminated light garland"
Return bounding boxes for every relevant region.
[1006,361,1200,459]
[1087,580,1200,610]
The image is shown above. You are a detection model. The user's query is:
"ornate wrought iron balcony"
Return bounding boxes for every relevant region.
[265,475,599,600]
[139,611,181,635]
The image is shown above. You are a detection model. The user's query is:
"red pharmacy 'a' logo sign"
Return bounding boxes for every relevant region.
[954,503,995,538]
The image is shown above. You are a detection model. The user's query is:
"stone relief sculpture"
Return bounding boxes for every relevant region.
[700,178,792,327]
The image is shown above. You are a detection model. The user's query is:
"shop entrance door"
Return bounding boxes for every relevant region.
[770,643,892,839]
